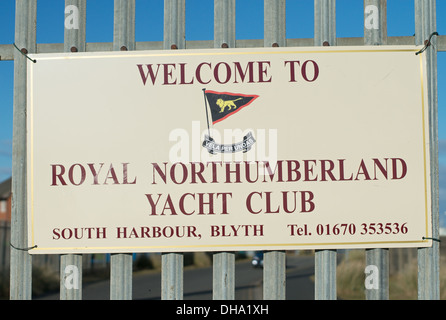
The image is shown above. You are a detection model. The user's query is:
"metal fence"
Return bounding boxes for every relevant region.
[0,221,108,278]
[1,0,442,300]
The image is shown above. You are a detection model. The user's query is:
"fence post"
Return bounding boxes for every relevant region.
[10,0,36,300]
[214,0,235,49]
[314,0,336,47]
[314,0,337,300]
[365,248,389,299]
[64,0,86,53]
[60,254,82,298]
[211,0,236,300]
[60,0,86,300]
[213,252,235,300]
[113,0,135,51]
[161,0,185,300]
[110,0,135,300]
[415,0,439,300]
[162,253,183,300]
[364,0,389,300]
[163,0,185,50]
[363,0,387,45]
[264,0,286,48]
[263,0,286,300]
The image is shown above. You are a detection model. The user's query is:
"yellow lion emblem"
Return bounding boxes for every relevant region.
[216,98,242,113]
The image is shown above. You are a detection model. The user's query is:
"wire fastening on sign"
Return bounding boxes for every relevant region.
[422,236,441,243]
[10,243,37,251]
[416,32,439,55]
[12,43,37,63]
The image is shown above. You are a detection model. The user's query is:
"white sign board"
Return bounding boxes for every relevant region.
[26,46,432,254]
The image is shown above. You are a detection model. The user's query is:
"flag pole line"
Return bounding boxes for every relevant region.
[202,88,211,138]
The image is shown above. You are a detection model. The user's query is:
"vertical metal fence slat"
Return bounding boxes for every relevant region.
[314,0,336,47]
[263,250,286,300]
[60,254,82,299]
[364,0,389,300]
[365,248,389,299]
[314,0,337,300]
[213,252,235,300]
[363,0,387,46]
[214,0,235,49]
[264,0,286,48]
[162,253,183,300]
[164,0,185,50]
[314,249,336,299]
[10,0,36,300]
[212,0,236,300]
[415,0,439,300]
[113,0,135,51]
[63,0,86,53]
[263,0,286,300]
[161,0,185,300]
[60,0,86,301]
[110,0,135,300]
[110,253,133,299]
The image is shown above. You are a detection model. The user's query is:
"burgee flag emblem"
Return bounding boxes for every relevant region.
[201,89,259,154]
[204,90,259,124]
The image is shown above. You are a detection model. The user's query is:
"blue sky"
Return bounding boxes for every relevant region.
[0,0,445,225]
